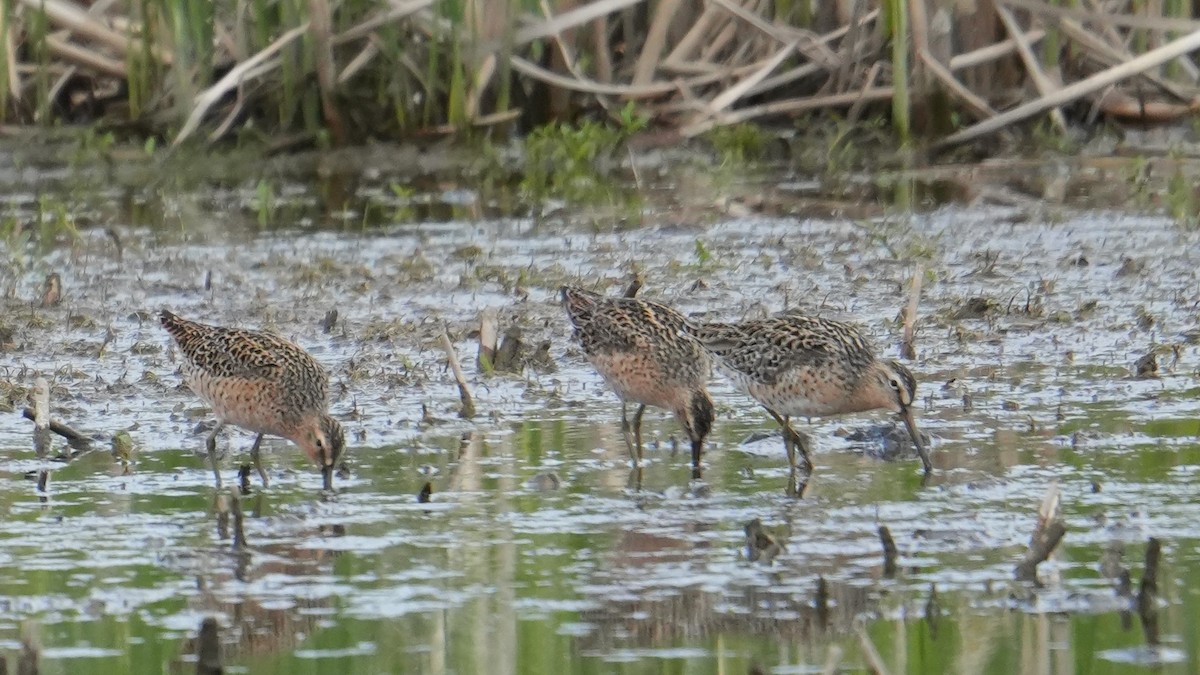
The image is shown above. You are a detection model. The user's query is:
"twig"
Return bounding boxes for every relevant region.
[22,408,93,452]
[439,325,476,419]
[1015,520,1066,581]
[478,308,499,373]
[31,378,50,458]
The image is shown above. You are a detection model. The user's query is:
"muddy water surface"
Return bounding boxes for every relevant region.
[2,165,1200,674]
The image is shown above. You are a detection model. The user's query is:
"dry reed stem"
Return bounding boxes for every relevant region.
[920,51,998,119]
[510,55,674,96]
[1001,0,1200,32]
[173,22,309,145]
[513,0,645,45]
[900,263,923,360]
[338,39,381,84]
[936,26,1200,149]
[592,17,613,82]
[683,87,894,136]
[309,0,345,145]
[633,0,683,85]
[20,0,171,64]
[439,325,476,419]
[745,10,878,97]
[848,62,883,121]
[996,5,1068,132]
[478,308,499,372]
[1059,18,1193,101]
[688,39,797,125]
[664,4,719,66]
[334,0,434,44]
[948,29,1045,70]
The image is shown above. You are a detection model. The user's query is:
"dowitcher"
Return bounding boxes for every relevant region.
[683,312,929,489]
[160,310,344,490]
[560,286,714,473]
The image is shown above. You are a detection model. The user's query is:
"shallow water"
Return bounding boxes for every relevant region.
[2,167,1200,673]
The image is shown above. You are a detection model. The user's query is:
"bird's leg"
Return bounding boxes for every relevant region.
[620,403,638,466]
[789,420,814,474]
[766,410,808,471]
[632,404,646,463]
[205,422,226,488]
[248,433,269,488]
[767,409,814,496]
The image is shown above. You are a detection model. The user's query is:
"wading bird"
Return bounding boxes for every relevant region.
[683,312,929,495]
[160,310,344,490]
[561,286,714,476]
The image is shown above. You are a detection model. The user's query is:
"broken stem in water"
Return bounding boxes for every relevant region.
[440,325,476,419]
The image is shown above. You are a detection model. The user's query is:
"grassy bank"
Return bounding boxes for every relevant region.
[2,0,1200,152]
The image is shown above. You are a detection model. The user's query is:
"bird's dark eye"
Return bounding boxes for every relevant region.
[316,438,326,449]
[890,379,901,390]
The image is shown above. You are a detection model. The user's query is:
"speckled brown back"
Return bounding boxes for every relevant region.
[685,314,876,387]
[561,287,711,391]
[159,310,329,420]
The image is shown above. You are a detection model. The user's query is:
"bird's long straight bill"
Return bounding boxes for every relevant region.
[900,407,932,474]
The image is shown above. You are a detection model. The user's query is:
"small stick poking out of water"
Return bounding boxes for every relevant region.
[1015,483,1066,582]
[1137,537,1162,646]
[22,408,93,454]
[417,482,432,503]
[195,617,222,675]
[31,378,51,458]
[478,309,499,373]
[320,309,339,334]
[899,264,923,360]
[439,325,476,419]
[623,271,643,298]
[878,525,898,577]
[493,325,523,372]
[1014,522,1066,582]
